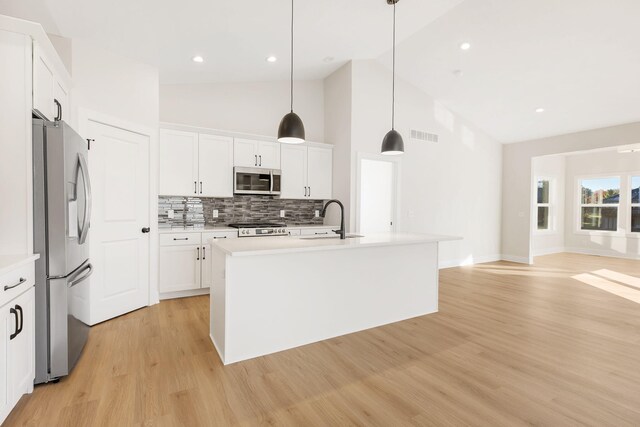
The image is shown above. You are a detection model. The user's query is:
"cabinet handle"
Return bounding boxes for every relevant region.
[202,246,206,260]
[9,307,18,340]
[194,181,197,194]
[212,236,227,239]
[259,155,262,166]
[4,277,26,291]
[200,181,203,194]
[196,247,200,261]
[308,186,311,198]
[254,155,258,166]
[15,304,23,337]
[173,237,189,241]
[304,186,307,197]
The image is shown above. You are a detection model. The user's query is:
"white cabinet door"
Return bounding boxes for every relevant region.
[200,244,212,289]
[159,245,201,293]
[258,141,281,169]
[33,44,55,120]
[0,301,11,424]
[8,288,34,403]
[234,138,260,167]
[159,129,199,196]
[198,134,234,197]
[307,147,333,200]
[280,145,307,199]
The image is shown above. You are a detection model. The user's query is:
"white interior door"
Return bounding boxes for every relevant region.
[88,120,150,325]
[358,158,396,234]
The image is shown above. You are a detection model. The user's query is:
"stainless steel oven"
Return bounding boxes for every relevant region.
[234,167,281,196]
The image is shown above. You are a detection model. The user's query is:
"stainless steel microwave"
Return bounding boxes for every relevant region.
[234,167,281,196]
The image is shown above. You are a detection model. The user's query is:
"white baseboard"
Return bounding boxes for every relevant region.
[532,247,566,256]
[564,247,640,260]
[439,254,503,269]
[159,288,209,300]
[500,254,531,264]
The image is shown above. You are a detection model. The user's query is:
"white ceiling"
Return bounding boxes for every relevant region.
[0,0,462,83]
[381,0,640,142]
[2,0,640,143]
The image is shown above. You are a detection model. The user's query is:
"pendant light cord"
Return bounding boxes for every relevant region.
[290,0,294,113]
[392,1,396,130]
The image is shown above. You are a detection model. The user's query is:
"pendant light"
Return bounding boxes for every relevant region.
[381,0,404,155]
[278,0,305,144]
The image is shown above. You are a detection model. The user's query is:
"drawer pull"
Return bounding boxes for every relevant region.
[212,236,227,239]
[173,238,189,241]
[4,277,26,291]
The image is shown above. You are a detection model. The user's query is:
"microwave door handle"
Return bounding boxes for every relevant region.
[270,170,274,193]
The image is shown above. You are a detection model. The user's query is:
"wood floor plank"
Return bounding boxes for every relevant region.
[4,253,640,426]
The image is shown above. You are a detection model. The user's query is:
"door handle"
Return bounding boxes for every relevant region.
[67,260,93,288]
[259,155,262,166]
[202,246,206,260]
[9,307,18,340]
[141,227,150,233]
[196,247,200,261]
[4,277,26,291]
[194,181,197,194]
[254,155,258,166]
[308,186,311,198]
[200,182,203,194]
[304,186,308,197]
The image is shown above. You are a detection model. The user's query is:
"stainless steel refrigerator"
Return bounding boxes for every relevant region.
[33,118,93,384]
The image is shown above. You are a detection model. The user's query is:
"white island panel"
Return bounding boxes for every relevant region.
[209,234,454,365]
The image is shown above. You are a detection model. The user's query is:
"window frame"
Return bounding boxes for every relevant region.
[575,174,623,236]
[534,177,555,234]
[629,174,640,234]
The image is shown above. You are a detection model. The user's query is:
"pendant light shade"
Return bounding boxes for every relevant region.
[381,0,404,155]
[381,129,404,156]
[278,111,305,144]
[278,0,306,144]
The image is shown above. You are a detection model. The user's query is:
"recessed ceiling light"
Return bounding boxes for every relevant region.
[192,56,204,63]
[266,56,277,63]
[535,107,545,113]
[452,69,463,77]
[323,56,335,63]
[459,42,471,51]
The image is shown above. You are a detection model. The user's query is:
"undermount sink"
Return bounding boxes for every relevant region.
[299,234,364,240]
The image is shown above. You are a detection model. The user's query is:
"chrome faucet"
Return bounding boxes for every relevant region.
[320,199,346,239]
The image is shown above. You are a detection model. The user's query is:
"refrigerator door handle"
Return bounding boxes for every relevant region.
[68,262,93,288]
[77,154,92,244]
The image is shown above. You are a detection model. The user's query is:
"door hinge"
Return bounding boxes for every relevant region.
[86,139,95,150]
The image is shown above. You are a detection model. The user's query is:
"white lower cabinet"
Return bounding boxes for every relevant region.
[159,231,237,295]
[0,261,36,425]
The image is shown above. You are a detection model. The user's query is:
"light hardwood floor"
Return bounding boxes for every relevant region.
[5,253,640,426]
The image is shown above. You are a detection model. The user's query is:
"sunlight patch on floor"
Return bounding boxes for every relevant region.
[592,269,640,290]
[572,273,640,304]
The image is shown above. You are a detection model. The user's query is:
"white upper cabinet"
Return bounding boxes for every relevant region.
[32,42,69,121]
[159,129,199,196]
[198,134,234,198]
[234,138,280,169]
[307,146,333,200]
[280,145,332,200]
[280,145,308,199]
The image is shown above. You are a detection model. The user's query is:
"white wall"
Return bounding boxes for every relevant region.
[502,121,640,263]
[325,60,503,267]
[69,38,159,130]
[563,150,640,259]
[531,155,566,256]
[160,80,325,142]
[323,63,352,227]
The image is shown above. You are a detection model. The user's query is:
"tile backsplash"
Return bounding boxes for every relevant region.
[158,195,325,228]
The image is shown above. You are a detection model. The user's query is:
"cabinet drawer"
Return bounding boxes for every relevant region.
[300,227,339,236]
[0,263,34,309]
[160,233,202,246]
[286,228,301,236]
[202,231,237,243]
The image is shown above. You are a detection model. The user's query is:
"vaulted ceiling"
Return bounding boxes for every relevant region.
[2,0,640,143]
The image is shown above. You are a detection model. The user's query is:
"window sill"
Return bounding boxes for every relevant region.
[574,230,640,239]
[534,230,558,236]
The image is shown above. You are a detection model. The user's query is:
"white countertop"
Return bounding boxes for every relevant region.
[158,224,339,234]
[211,233,461,257]
[0,254,40,276]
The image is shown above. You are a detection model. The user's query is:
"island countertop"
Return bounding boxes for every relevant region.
[210,232,461,257]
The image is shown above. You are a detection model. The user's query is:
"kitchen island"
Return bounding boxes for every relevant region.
[208,232,460,364]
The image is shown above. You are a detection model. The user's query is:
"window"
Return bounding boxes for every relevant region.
[580,177,620,231]
[536,179,551,230]
[632,176,640,232]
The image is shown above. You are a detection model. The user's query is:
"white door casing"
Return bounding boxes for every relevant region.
[88,120,150,325]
